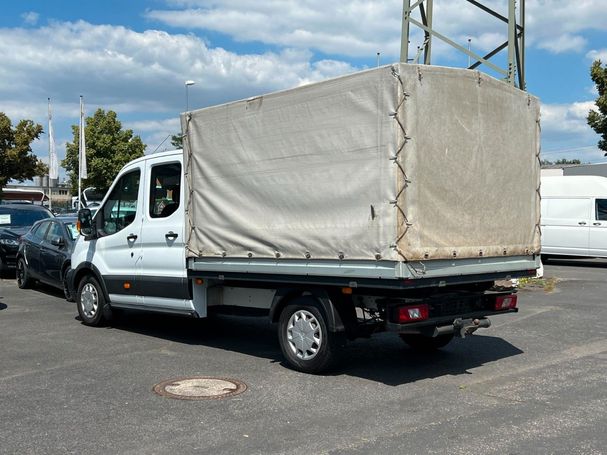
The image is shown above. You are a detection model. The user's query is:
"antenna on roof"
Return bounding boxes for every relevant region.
[152,134,171,154]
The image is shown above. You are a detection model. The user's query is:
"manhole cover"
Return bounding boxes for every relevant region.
[153,376,247,400]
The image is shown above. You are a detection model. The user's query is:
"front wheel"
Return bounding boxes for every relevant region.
[400,333,454,351]
[278,298,340,374]
[16,257,33,289]
[77,275,109,326]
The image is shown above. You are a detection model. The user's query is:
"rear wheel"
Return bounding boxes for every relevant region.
[77,275,109,326]
[400,333,454,351]
[16,258,33,289]
[278,298,339,374]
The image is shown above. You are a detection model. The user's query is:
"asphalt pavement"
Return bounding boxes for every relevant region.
[0,260,606,454]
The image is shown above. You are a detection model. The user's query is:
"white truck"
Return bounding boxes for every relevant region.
[69,64,541,373]
[541,175,607,259]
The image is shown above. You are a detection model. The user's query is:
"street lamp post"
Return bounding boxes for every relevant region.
[185,80,195,112]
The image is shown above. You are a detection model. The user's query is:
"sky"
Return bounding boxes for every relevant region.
[1,0,607,183]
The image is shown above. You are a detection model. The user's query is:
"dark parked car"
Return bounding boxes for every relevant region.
[16,216,78,300]
[0,204,54,271]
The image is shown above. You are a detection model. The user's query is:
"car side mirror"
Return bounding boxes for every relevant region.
[50,235,64,247]
[77,208,95,239]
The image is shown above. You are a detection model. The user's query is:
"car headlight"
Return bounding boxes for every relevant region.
[0,238,19,246]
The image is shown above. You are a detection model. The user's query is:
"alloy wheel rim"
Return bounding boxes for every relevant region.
[286,309,322,360]
[81,283,98,317]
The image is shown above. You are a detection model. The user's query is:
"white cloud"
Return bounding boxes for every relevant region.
[0,19,358,165]
[541,101,596,135]
[148,0,607,59]
[527,0,607,34]
[21,11,39,26]
[587,48,607,62]
[540,101,604,162]
[147,1,401,58]
[0,20,357,122]
[537,33,587,54]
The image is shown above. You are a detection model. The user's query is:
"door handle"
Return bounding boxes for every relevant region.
[127,233,138,242]
[593,222,602,226]
[165,231,178,240]
[578,221,587,225]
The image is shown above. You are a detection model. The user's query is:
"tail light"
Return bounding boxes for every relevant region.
[396,304,429,323]
[494,294,517,310]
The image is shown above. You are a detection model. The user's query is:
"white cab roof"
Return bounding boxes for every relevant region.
[118,149,182,173]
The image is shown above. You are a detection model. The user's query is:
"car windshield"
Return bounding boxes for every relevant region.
[65,222,79,240]
[0,207,52,228]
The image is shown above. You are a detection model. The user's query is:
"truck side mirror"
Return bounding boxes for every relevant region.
[77,208,95,239]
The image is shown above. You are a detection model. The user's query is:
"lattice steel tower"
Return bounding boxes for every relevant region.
[400,0,525,90]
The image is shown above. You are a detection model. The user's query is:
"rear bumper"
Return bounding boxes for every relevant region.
[386,308,517,335]
[384,289,518,335]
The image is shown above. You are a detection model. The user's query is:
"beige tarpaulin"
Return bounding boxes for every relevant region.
[182,63,540,262]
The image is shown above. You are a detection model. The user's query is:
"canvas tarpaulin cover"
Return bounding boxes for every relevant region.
[182,63,540,262]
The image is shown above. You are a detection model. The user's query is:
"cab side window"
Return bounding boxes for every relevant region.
[99,170,141,236]
[149,163,181,219]
[596,199,607,221]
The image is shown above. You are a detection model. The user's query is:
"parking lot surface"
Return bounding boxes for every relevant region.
[1,260,606,454]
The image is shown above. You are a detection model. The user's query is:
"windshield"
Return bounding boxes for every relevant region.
[65,222,79,240]
[0,207,53,228]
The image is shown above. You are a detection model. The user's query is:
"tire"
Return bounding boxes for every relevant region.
[400,333,454,351]
[278,298,340,374]
[16,257,33,289]
[77,275,109,326]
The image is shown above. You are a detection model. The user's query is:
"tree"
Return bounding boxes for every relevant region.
[588,60,607,156]
[554,159,581,165]
[62,109,146,194]
[170,134,183,149]
[540,159,582,166]
[0,112,48,196]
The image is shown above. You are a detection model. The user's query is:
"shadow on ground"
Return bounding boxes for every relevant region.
[26,283,66,300]
[105,311,523,386]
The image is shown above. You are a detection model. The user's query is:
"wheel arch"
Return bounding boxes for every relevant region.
[71,262,110,303]
[60,260,71,280]
[270,288,346,333]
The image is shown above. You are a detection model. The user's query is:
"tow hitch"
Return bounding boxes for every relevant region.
[434,317,491,338]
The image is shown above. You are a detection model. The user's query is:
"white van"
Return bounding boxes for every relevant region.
[541,175,607,258]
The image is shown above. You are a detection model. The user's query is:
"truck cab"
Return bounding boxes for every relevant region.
[69,150,193,317]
